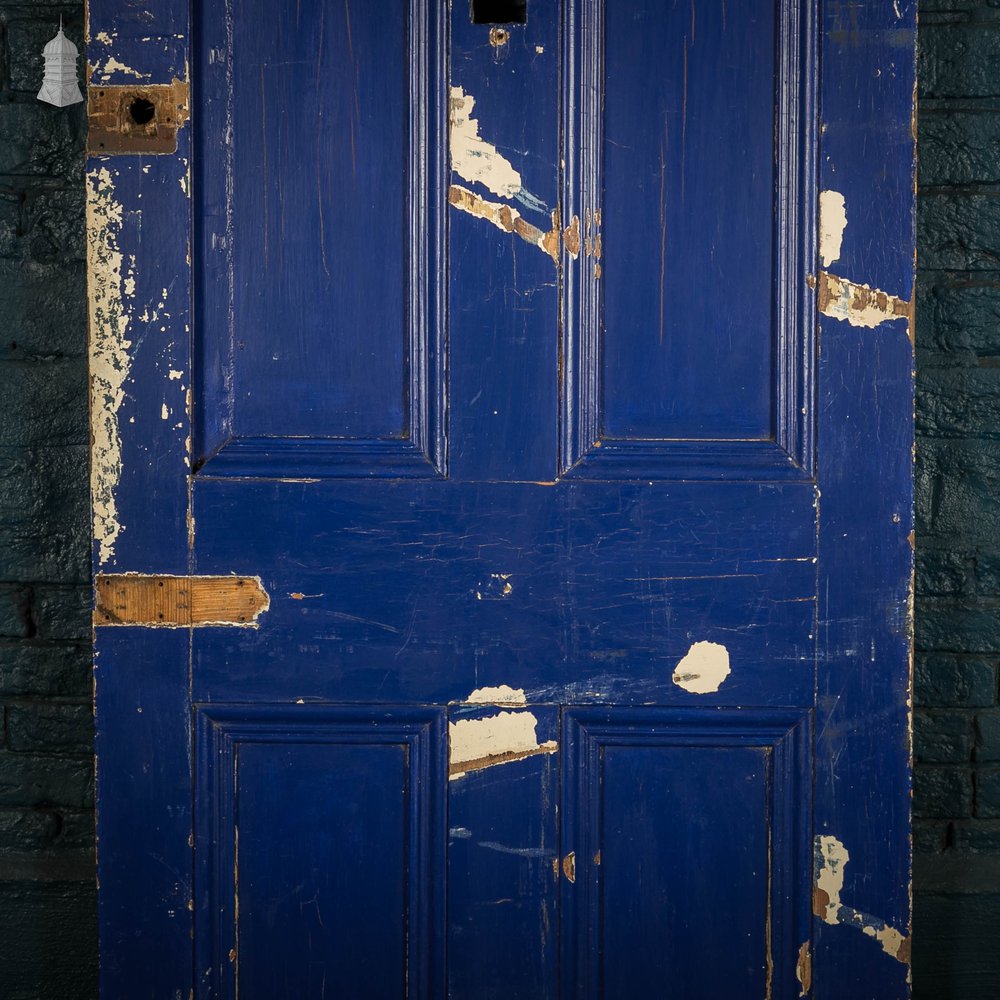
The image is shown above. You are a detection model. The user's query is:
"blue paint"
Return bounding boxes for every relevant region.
[91,0,915,995]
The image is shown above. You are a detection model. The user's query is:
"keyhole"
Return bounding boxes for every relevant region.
[472,0,527,24]
[129,97,156,125]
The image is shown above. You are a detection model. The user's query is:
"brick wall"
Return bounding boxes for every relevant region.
[0,2,95,997]
[916,1,1000,996]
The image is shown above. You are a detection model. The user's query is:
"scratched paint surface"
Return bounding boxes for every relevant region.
[90,1,915,997]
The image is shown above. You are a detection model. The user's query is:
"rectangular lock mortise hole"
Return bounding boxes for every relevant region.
[471,0,527,24]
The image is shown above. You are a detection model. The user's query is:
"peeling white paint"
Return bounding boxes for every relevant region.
[672,640,731,694]
[814,836,910,964]
[87,166,133,567]
[449,86,523,200]
[161,403,169,420]
[819,190,847,267]
[818,272,913,332]
[449,86,545,214]
[168,369,183,380]
[465,685,527,706]
[90,56,149,82]
[449,710,557,779]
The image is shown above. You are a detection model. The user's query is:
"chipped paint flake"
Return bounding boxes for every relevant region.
[563,215,581,258]
[465,685,527,706]
[813,836,910,965]
[449,86,544,213]
[449,710,557,779]
[819,190,847,267]
[449,185,560,263]
[818,271,913,333]
[672,640,731,694]
[796,941,812,997]
[90,56,150,82]
[87,166,133,567]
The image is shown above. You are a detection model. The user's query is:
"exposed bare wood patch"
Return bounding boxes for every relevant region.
[796,940,812,996]
[448,744,558,777]
[817,271,914,342]
[95,575,270,627]
[448,184,561,263]
[563,214,581,258]
[88,79,190,155]
[562,851,576,883]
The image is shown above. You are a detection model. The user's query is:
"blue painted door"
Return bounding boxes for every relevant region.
[87,2,916,997]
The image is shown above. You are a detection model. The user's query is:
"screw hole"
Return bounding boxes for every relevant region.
[129,97,156,125]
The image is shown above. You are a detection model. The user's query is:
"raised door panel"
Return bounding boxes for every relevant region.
[195,706,446,998]
[195,0,446,476]
[561,708,811,999]
[562,0,815,479]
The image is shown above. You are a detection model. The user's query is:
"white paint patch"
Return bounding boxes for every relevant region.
[448,86,547,214]
[87,166,133,567]
[449,86,523,201]
[672,641,731,694]
[819,190,847,267]
[90,56,149,82]
[449,710,557,779]
[168,369,183,381]
[814,835,910,964]
[465,685,527,706]
[161,403,170,420]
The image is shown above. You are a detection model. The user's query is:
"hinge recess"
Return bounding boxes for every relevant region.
[94,575,269,627]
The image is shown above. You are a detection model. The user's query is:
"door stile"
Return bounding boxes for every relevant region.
[813,2,917,996]
[86,0,196,995]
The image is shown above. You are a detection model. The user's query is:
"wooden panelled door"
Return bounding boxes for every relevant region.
[86,1,916,997]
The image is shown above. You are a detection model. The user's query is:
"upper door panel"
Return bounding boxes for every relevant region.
[562,0,816,479]
[195,0,446,477]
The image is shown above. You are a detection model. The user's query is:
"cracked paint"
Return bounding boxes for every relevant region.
[87,166,133,567]
[819,190,847,267]
[672,640,731,694]
[813,835,910,965]
[449,710,557,779]
[817,271,913,336]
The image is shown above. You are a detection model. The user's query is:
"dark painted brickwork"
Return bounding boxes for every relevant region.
[918,2,1000,997]
[0,2,995,997]
[0,1,96,998]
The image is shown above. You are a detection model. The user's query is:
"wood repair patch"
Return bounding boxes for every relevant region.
[94,575,270,627]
